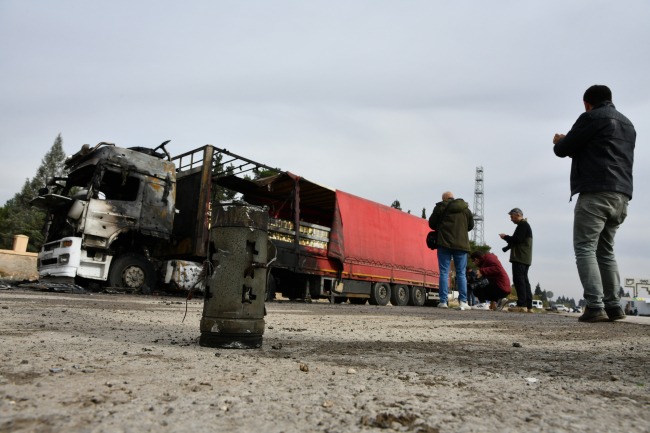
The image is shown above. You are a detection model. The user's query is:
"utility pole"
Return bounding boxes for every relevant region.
[472,166,484,245]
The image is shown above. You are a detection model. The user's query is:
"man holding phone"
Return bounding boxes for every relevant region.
[500,208,533,312]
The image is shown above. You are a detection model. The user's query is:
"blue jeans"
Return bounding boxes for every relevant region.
[437,246,468,304]
[574,191,628,309]
[468,289,476,306]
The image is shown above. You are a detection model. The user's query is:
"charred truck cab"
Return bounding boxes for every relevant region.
[32,141,210,290]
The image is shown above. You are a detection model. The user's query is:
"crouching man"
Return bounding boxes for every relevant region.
[469,251,511,311]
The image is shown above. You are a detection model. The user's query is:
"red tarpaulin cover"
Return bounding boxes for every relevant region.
[334,190,439,277]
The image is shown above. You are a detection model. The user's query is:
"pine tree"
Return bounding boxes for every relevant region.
[390,200,401,210]
[0,134,67,251]
[421,208,426,219]
[535,283,542,297]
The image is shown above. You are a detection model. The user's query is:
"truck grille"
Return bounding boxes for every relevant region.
[41,258,58,266]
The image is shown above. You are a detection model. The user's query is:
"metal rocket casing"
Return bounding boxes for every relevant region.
[199,202,269,349]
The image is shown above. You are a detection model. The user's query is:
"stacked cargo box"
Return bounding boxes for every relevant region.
[268,218,330,250]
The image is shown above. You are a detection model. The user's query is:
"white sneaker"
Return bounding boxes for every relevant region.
[437,303,448,308]
[457,301,469,310]
[471,302,490,310]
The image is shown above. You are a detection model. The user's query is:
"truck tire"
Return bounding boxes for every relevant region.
[408,286,426,306]
[390,284,409,306]
[349,297,367,305]
[108,253,157,291]
[369,282,391,306]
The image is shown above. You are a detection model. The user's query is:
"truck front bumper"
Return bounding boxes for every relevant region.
[38,237,82,281]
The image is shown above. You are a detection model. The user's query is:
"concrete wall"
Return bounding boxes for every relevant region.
[0,235,38,280]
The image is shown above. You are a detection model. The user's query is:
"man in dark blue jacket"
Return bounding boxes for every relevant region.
[553,85,636,323]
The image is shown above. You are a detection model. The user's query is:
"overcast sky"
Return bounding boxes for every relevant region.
[1,1,648,301]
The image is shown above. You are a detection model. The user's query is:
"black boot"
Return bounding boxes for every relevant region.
[578,307,608,322]
[605,306,626,321]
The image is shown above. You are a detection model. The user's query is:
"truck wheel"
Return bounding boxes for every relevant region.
[349,297,367,305]
[408,286,426,306]
[108,253,157,291]
[390,284,409,306]
[369,282,391,306]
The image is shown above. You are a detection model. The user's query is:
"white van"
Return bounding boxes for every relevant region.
[532,300,543,309]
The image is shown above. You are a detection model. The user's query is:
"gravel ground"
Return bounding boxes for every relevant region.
[1,289,649,433]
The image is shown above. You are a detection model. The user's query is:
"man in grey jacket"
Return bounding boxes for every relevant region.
[553,85,636,323]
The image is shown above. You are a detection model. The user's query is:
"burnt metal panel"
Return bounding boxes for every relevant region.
[158,146,213,260]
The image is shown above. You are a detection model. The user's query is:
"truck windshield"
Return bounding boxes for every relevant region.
[66,165,140,201]
[96,170,140,201]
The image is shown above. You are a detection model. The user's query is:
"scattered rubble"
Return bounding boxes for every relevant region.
[1,290,649,432]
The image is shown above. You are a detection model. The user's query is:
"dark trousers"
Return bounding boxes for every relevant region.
[512,262,532,309]
[474,280,509,303]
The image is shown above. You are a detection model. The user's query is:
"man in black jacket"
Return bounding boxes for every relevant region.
[553,85,636,323]
[500,208,533,312]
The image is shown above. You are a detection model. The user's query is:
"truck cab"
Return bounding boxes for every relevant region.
[33,142,177,289]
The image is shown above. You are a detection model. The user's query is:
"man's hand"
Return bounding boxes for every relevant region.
[499,233,506,239]
[476,270,483,279]
[553,133,566,144]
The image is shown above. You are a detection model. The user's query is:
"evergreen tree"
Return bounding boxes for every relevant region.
[211,153,238,203]
[578,299,586,307]
[421,208,426,219]
[390,200,401,210]
[407,210,411,214]
[0,134,67,252]
[535,283,542,297]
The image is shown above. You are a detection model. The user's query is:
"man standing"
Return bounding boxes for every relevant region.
[429,191,474,309]
[469,251,511,310]
[500,208,533,312]
[553,85,636,323]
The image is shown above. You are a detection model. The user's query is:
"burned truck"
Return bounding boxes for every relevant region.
[33,142,443,305]
[32,141,214,290]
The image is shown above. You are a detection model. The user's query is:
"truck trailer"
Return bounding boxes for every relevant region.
[33,142,443,305]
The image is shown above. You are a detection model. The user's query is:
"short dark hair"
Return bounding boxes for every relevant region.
[583,85,612,106]
[470,251,484,260]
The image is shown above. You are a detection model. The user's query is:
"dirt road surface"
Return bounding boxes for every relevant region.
[1,290,649,432]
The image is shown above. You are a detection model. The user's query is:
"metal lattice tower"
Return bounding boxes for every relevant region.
[472,166,484,245]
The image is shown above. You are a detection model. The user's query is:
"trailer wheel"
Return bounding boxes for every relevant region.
[390,284,409,306]
[408,286,426,306]
[349,297,367,305]
[108,253,157,291]
[369,282,391,306]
